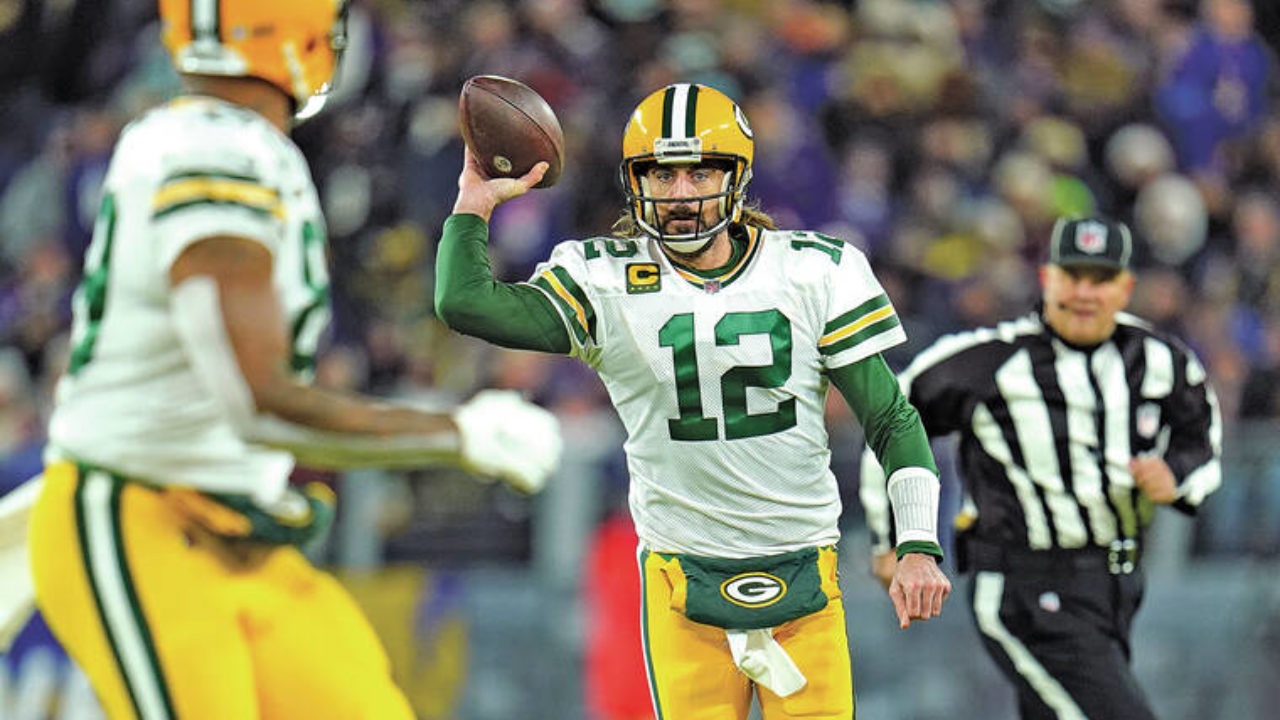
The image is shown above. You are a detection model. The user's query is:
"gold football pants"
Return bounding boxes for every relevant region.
[28,462,413,720]
[640,546,855,719]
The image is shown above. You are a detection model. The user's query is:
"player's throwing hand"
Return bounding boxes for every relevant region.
[453,146,548,222]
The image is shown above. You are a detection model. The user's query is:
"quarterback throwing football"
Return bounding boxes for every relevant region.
[437,83,950,719]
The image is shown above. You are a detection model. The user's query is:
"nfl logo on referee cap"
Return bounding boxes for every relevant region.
[1076,222,1107,254]
[1048,217,1132,271]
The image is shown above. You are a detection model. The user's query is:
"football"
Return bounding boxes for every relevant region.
[458,75,564,189]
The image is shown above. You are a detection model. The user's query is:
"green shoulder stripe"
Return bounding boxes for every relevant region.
[548,266,596,339]
[823,294,892,336]
[531,265,596,345]
[820,314,901,356]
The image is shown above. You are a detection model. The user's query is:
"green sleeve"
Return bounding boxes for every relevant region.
[829,354,938,477]
[434,213,572,354]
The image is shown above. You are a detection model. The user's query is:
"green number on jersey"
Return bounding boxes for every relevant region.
[658,313,718,440]
[583,238,639,260]
[660,310,796,441]
[717,310,796,439]
[788,232,843,264]
[290,220,330,377]
[67,193,118,375]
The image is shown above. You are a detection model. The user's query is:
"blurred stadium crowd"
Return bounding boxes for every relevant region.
[2,0,1280,543]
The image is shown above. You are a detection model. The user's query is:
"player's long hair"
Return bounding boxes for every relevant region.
[610,202,777,239]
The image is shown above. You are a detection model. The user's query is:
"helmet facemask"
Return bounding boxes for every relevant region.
[621,145,753,255]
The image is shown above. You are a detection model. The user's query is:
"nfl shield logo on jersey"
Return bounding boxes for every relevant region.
[1038,591,1062,613]
[1136,402,1161,438]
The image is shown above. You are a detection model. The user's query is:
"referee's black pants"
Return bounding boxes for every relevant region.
[965,552,1157,720]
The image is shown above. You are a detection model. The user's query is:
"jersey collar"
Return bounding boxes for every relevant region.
[668,225,762,291]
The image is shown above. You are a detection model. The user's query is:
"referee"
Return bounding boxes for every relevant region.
[861,217,1221,720]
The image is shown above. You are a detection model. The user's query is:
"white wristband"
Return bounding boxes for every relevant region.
[886,467,940,546]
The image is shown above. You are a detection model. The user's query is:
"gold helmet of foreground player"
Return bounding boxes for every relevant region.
[620,83,755,253]
[158,0,349,118]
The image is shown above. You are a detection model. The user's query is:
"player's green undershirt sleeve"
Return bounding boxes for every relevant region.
[434,213,572,354]
[829,354,938,478]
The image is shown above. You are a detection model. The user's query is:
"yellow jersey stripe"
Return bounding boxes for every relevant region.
[152,178,282,218]
[539,270,589,334]
[820,305,896,347]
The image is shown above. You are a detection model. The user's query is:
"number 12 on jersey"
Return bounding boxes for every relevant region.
[658,309,796,441]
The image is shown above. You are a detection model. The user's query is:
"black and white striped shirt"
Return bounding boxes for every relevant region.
[862,310,1221,553]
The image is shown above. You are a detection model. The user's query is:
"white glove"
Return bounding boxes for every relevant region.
[453,390,563,493]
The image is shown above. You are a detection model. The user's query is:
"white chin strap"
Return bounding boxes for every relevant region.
[662,233,718,254]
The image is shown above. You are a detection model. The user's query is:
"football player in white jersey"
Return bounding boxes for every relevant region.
[436,83,950,718]
[25,1,562,718]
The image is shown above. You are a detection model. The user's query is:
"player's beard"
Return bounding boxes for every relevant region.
[662,233,715,262]
[660,205,721,259]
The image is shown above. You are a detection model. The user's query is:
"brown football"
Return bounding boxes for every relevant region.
[458,75,564,189]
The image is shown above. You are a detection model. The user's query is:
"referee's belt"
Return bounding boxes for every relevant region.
[964,537,1140,576]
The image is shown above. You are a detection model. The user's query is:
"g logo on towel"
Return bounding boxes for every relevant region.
[720,572,787,608]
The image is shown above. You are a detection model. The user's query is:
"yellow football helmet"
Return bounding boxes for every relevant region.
[620,83,755,253]
[159,0,349,117]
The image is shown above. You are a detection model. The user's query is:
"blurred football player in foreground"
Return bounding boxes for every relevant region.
[436,82,949,719]
[22,1,562,718]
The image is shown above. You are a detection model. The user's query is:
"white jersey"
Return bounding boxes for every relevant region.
[527,227,905,557]
[48,97,330,504]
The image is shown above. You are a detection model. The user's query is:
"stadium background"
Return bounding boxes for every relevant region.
[1,0,1279,718]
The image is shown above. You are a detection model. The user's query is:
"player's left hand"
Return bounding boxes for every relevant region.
[888,552,951,630]
[1130,455,1177,504]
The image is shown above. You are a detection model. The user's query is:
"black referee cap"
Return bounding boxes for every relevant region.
[1047,217,1132,271]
